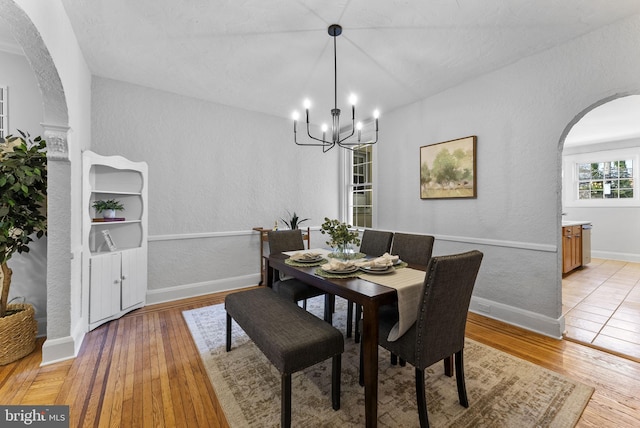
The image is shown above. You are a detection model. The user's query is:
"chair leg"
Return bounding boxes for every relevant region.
[332,354,341,410]
[399,357,406,367]
[415,367,430,428]
[226,313,232,352]
[444,355,453,377]
[282,373,292,428]
[355,304,362,341]
[454,350,469,407]
[346,301,353,338]
[390,352,397,365]
[303,299,307,310]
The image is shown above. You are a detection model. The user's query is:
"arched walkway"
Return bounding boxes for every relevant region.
[0,0,72,363]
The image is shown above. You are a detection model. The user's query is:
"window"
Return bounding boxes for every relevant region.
[577,160,633,199]
[348,144,373,228]
[563,148,639,207]
[0,86,7,139]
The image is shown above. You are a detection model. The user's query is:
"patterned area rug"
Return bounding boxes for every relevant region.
[183,296,593,427]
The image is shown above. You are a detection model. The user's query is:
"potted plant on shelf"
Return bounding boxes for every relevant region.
[0,131,46,365]
[320,217,360,260]
[92,199,124,219]
[280,210,309,230]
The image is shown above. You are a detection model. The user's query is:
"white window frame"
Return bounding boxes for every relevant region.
[0,85,7,139]
[563,147,639,208]
[347,144,374,228]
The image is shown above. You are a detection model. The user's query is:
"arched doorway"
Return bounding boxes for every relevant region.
[560,94,640,360]
[0,0,73,363]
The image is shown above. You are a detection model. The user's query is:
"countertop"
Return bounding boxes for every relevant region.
[562,221,591,227]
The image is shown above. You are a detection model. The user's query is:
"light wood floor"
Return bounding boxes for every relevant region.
[1,289,640,427]
[563,258,640,362]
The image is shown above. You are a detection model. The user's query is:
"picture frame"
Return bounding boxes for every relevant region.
[420,135,477,199]
[101,229,117,252]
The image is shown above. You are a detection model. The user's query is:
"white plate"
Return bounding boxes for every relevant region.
[360,266,395,274]
[323,266,359,274]
[293,256,323,263]
[361,264,392,271]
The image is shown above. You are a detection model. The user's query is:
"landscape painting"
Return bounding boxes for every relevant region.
[420,136,477,199]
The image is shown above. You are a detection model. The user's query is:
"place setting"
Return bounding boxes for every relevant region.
[315,259,361,278]
[284,251,328,267]
[357,252,406,275]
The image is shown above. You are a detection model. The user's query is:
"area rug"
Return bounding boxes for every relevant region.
[183,296,594,427]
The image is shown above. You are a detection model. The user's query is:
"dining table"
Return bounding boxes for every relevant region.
[266,250,428,428]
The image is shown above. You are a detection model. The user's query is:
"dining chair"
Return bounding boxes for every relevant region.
[387,233,436,365]
[359,250,483,428]
[390,233,435,267]
[267,230,333,322]
[349,229,394,340]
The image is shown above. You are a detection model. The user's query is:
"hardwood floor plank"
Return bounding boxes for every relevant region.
[2,290,639,427]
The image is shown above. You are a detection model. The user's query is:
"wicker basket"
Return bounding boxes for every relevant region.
[0,303,37,365]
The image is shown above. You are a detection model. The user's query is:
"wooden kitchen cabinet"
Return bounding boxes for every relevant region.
[562,225,582,274]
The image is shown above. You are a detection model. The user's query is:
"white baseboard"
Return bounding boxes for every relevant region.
[469,296,564,339]
[592,250,640,263]
[41,336,77,366]
[145,273,260,305]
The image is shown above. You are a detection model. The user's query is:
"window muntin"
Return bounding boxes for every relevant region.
[348,144,373,228]
[577,160,633,199]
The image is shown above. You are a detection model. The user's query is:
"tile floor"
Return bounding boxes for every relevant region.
[563,258,640,362]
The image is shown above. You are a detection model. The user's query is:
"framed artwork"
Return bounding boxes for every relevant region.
[101,229,117,252]
[420,135,477,199]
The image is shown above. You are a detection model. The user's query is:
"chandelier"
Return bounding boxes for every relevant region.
[292,24,379,152]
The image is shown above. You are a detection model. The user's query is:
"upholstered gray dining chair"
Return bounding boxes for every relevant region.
[386,233,436,365]
[267,230,332,322]
[349,229,394,340]
[360,250,483,428]
[390,233,435,267]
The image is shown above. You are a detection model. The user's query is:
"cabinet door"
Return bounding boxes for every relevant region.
[562,227,572,273]
[121,247,147,310]
[571,226,582,270]
[89,253,122,323]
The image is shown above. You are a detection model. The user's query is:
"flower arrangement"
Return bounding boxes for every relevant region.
[320,217,360,250]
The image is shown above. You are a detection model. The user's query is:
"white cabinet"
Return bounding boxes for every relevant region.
[89,248,147,325]
[83,151,148,331]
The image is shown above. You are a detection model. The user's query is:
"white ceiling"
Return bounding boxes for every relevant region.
[2,0,640,140]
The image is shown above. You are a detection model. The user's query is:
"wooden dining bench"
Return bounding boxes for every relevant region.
[225,287,344,428]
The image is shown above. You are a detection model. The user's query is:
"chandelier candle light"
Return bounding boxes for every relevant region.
[292,24,379,152]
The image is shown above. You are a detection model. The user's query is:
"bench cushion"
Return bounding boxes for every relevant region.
[225,287,344,374]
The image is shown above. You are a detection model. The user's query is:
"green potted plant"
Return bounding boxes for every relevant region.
[320,217,360,259]
[92,199,124,219]
[280,210,309,230]
[0,131,46,365]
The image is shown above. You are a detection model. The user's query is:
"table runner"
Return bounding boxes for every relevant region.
[283,249,425,340]
[359,267,425,341]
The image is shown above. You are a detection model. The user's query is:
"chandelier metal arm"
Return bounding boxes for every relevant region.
[292,24,380,152]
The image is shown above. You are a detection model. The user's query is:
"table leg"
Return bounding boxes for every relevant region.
[362,303,379,428]
[265,259,274,288]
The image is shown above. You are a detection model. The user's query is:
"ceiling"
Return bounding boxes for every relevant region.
[2,0,640,139]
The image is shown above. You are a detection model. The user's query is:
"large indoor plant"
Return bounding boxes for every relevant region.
[0,131,47,364]
[320,217,360,259]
